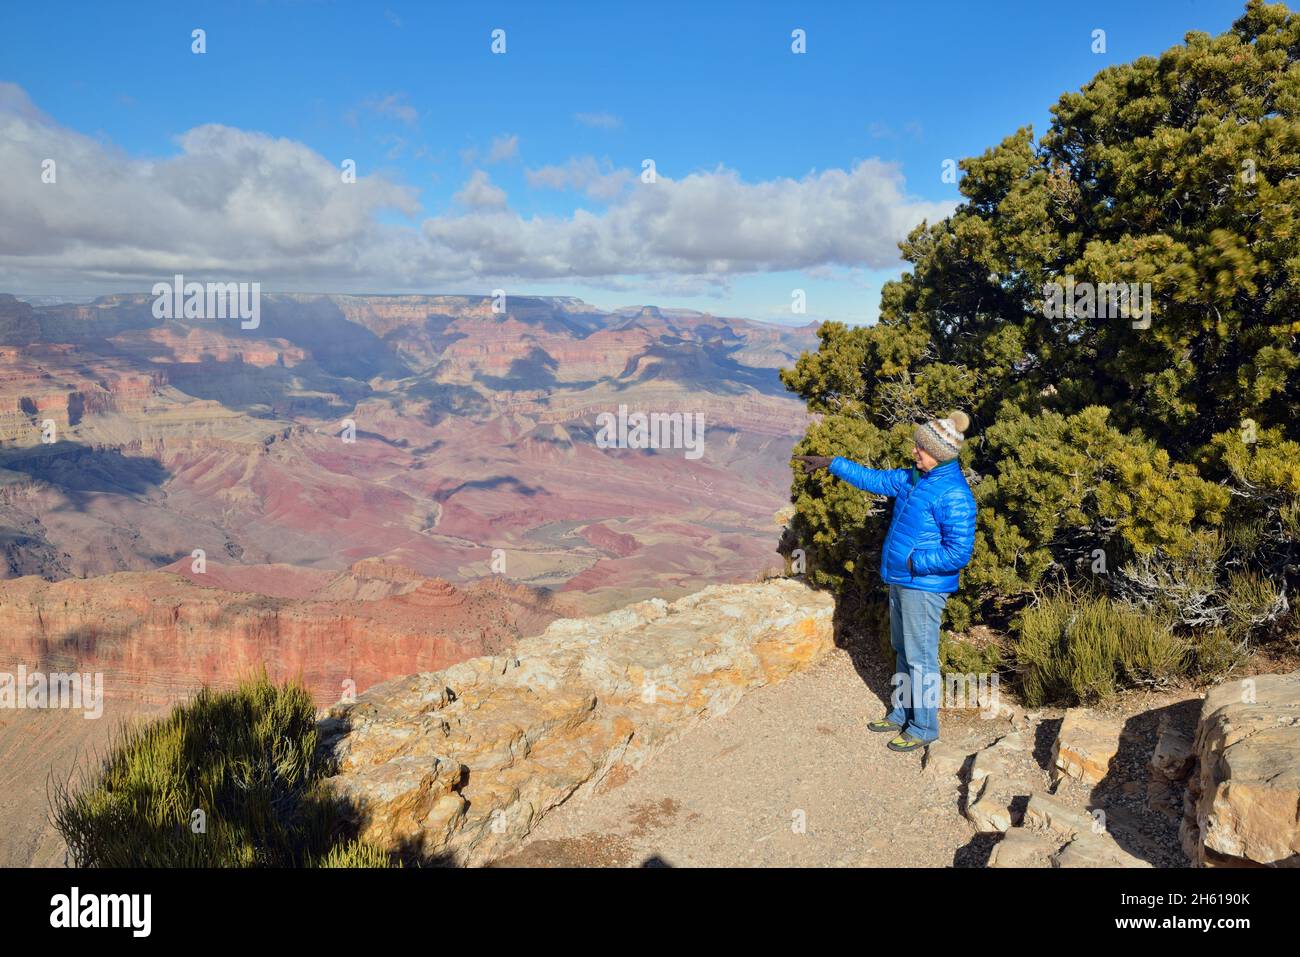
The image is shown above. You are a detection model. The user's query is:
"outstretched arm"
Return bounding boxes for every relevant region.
[827,457,911,497]
[908,491,976,576]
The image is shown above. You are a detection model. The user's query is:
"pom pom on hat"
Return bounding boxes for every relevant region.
[914,411,969,463]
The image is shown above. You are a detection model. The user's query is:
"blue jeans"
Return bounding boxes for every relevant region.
[885,584,947,743]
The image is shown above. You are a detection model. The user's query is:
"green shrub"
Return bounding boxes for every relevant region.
[1223,571,1289,639]
[782,4,1299,701]
[1188,627,1249,680]
[1013,594,1187,706]
[52,675,392,868]
[940,632,1003,677]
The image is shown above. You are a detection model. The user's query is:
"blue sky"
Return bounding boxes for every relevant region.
[0,0,1255,324]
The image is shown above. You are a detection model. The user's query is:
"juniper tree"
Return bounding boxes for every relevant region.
[783,0,1299,649]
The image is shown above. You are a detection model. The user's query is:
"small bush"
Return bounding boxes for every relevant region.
[940,631,1002,677]
[1188,627,1249,680]
[1013,593,1187,706]
[52,675,392,868]
[1222,571,1289,640]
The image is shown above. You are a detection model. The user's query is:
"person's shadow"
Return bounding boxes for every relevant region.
[829,586,899,713]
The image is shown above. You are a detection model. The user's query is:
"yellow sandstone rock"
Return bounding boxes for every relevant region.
[320,578,835,865]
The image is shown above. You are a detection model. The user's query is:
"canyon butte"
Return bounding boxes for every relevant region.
[0,291,816,863]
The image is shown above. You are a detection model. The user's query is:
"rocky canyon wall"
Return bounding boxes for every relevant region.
[0,562,563,707]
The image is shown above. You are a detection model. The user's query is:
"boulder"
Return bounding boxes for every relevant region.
[963,733,1033,833]
[968,747,1008,786]
[1013,793,1154,868]
[1180,671,1300,867]
[1052,829,1153,868]
[922,740,967,779]
[965,775,1017,833]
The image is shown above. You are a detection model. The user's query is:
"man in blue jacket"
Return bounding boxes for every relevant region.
[795,411,976,754]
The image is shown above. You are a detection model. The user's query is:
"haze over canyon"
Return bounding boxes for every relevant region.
[0,291,815,702]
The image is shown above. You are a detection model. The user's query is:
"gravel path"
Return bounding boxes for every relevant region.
[495,624,1208,869]
[497,644,1017,868]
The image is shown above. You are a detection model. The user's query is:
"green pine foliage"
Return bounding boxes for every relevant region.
[940,631,1003,677]
[783,2,1299,703]
[52,676,394,867]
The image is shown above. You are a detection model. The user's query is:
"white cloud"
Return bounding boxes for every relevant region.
[429,161,954,280]
[0,84,955,294]
[454,170,508,208]
[525,156,631,201]
[0,83,426,290]
[460,134,519,166]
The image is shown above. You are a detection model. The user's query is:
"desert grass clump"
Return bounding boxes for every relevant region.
[312,838,400,868]
[1188,627,1249,680]
[52,674,392,867]
[1222,571,1289,640]
[1013,593,1187,706]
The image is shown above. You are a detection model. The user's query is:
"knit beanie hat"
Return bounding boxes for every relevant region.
[914,411,969,464]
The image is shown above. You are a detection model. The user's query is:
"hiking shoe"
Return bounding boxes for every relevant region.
[868,719,902,733]
[887,732,928,753]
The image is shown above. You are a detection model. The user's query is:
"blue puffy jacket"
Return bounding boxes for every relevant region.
[828,456,977,594]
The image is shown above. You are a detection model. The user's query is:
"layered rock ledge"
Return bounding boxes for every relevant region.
[319,578,835,865]
[1181,671,1300,867]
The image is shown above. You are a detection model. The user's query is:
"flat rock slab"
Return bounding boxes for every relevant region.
[989,827,1060,868]
[1024,792,1097,839]
[1052,709,1125,785]
[962,734,1039,833]
[923,740,968,780]
[1052,829,1153,868]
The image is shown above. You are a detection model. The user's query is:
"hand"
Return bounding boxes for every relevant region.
[794,455,833,475]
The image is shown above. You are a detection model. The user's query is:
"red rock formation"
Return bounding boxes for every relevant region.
[0,564,563,707]
[580,522,639,557]
[111,326,306,368]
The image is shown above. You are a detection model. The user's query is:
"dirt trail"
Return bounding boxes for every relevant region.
[496,642,1198,868]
